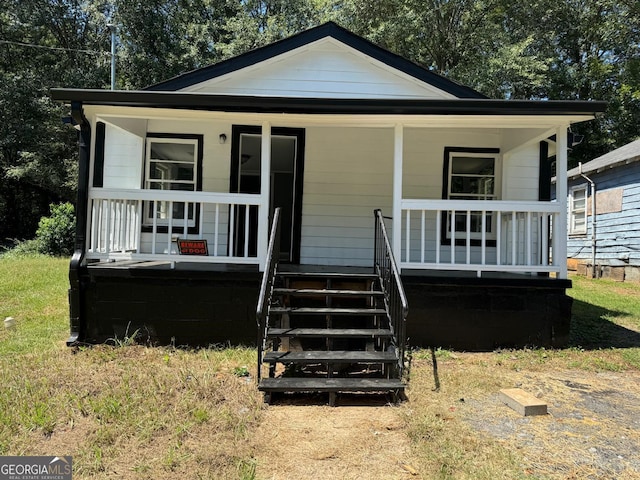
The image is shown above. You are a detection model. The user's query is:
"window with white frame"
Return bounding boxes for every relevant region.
[144,136,200,226]
[569,185,587,235]
[444,148,501,241]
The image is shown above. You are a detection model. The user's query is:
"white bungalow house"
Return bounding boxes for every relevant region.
[52,22,604,401]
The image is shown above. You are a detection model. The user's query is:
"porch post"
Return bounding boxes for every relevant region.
[258,121,272,271]
[554,125,569,279]
[392,124,403,266]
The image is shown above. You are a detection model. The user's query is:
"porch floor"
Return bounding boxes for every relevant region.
[85,260,570,287]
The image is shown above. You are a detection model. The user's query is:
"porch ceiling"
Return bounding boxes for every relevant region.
[52,89,606,126]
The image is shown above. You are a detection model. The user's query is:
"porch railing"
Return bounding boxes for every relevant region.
[400,199,560,276]
[86,188,262,265]
[256,208,281,382]
[374,209,409,379]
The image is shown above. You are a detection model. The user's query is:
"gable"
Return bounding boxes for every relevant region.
[180,38,455,99]
[147,22,485,99]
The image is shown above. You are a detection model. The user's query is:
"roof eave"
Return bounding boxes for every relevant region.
[567,155,640,179]
[50,89,607,117]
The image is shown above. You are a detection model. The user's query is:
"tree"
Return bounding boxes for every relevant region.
[114,0,236,89]
[1,0,639,243]
[220,0,331,58]
[0,0,110,242]
[497,0,640,165]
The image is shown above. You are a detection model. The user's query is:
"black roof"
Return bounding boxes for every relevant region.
[49,89,607,117]
[145,21,486,99]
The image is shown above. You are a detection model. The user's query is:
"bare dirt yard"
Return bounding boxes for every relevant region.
[252,354,640,480]
[250,275,640,480]
[253,401,413,480]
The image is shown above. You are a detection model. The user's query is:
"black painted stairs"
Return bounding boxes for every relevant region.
[258,270,406,405]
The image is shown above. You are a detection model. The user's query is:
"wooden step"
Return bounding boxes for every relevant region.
[263,350,398,364]
[273,288,384,297]
[270,307,387,316]
[258,377,405,393]
[277,272,377,280]
[267,328,393,338]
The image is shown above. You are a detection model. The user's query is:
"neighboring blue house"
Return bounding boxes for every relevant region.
[564,139,640,281]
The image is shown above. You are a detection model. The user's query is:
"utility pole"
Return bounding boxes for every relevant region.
[107,23,116,90]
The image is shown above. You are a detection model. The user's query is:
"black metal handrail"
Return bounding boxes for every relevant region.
[373,209,409,378]
[256,208,281,382]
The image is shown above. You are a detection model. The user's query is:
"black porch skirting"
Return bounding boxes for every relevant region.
[76,262,571,350]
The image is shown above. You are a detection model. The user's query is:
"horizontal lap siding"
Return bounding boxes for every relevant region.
[403,128,503,199]
[146,119,233,256]
[98,118,236,256]
[102,124,144,189]
[568,162,640,265]
[502,144,539,201]
[186,40,451,99]
[301,127,393,266]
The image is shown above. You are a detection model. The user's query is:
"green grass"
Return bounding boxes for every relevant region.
[0,256,264,479]
[568,274,640,369]
[0,255,69,354]
[404,273,640,479]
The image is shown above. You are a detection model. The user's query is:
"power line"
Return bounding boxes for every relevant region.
[0,39,109,55]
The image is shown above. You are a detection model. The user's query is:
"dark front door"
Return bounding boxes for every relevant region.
[230,126,305,263]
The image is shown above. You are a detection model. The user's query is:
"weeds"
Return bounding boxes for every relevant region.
[237,458,257,480]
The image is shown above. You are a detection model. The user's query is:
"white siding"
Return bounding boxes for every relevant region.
[502,143,539,201]
[102,123,144,189]
[143,119,235,253]
[182,38,455,100]
[301,127,394,266]
[402,128,502,199]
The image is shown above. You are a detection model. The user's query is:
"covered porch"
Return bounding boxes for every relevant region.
[69,99,579,280]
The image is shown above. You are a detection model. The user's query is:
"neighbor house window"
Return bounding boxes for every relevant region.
[144,134,202,230]
[569,185,587,235]
[442,147,501,242]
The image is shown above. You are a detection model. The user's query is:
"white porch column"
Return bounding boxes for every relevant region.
[554,125,569,279]
[258,121,271,271]
[392,124,404,266]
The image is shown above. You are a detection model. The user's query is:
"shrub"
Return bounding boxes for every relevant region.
[0,238,42,258]
[34,202,76,257]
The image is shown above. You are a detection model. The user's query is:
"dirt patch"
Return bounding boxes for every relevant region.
[253,399,417,480]
[461,368,640,479]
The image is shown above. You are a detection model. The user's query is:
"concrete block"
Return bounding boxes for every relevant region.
[601,266,625,282]
[576,263,588,276]
[624,266,640,283]
[499,388,547,416]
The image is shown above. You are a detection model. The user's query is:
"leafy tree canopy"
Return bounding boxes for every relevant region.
[1,0,639,242]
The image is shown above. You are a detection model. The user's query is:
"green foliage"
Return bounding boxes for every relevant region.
[233,365,250,377]
[2,0,640,243]
[0,239,42,258]
[34,202,75,257]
